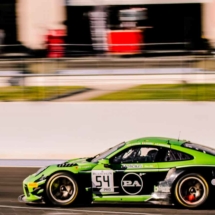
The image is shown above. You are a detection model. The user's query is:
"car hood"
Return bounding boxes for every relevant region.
[66,157,90,164]
[54,157,96,172]
[57,157,91,166]
[31,157,96,179]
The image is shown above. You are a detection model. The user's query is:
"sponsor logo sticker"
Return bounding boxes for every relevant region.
[154,185,158,192]
[121,164,143,169]
[154,185,170,193]
[121,173,143,195]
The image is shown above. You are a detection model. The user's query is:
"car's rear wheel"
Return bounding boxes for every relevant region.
[174,173,209,209]
[46,172,78,206]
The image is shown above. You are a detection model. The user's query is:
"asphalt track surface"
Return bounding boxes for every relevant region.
[1,168,215,215]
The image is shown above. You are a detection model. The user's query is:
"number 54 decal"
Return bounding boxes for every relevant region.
[92,170,114,192]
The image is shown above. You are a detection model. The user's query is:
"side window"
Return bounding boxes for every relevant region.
[164,149,193,162]
[111,146,159,164]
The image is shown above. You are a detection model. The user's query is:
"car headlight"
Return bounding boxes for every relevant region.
[34,166,48,176]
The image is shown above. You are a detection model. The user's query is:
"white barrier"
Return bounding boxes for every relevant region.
[0,102,215,160]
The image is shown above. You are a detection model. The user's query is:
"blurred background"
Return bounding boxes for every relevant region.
[0,0,215,101]
[0,0,215,160]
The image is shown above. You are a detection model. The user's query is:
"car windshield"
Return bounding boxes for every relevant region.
[183,142,215,156]
[89,142,125,163]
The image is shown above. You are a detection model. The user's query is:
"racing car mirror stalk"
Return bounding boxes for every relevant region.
[98,158,111,168]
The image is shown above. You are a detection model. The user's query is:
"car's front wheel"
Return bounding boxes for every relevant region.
[45,172,78,206]
[174,173,209,209]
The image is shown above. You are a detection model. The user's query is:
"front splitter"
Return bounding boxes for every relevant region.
[18,194,46,205]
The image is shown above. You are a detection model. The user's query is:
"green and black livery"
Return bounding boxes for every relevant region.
[19,137,215,209]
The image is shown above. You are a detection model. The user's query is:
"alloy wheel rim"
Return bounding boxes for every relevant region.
[178,176,206,205]
[49,175,76,203]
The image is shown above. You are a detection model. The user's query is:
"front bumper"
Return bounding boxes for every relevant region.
[21,174,47,204]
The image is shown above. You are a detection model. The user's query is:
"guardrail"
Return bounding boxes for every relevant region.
[0,54,212,77]
[0,42,213,102]
[0,47,212,75]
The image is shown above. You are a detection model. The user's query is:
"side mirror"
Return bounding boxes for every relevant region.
[98,159,111,168]
[98,158,110,165]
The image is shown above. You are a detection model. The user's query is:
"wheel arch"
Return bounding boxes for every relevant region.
[168,167,213,208]
[46,170,78,180]
[44,170,79,195]
[169,167,213,192]
[44,170,80,206]
[173,172,210,208]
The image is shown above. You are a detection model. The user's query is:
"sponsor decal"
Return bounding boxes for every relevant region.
[143,164,154,168]
[121,164,143,169]
[154,143,170,148]
[154,185,170,193]
[154,185,158,192]
[121,173,143,195]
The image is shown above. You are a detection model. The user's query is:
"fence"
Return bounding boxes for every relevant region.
[0,53,212,75]
[0,43,214,102]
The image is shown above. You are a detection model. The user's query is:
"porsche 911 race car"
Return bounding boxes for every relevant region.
[19,137,215,209]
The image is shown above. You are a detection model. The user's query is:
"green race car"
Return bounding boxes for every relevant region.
[19,137,215,209]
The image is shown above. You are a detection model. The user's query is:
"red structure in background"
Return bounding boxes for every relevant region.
[46,30,65,58]
[107,30,143,54]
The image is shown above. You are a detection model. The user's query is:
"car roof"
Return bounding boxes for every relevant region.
[126,137,187,147]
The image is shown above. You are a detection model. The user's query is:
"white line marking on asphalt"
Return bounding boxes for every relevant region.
[45,213,81,215]
[0,165,43,168]
[45,213,80,215]
[0,205,162,215]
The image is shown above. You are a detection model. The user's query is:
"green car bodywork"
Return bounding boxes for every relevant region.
[20,137,215,208]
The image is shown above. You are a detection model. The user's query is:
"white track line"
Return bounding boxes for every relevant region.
[0,165,43,168]
[43,213,80,215]
[0,205,162,215]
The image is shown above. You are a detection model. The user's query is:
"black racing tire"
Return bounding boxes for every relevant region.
[45,172,79,206]
[174,173,209,209]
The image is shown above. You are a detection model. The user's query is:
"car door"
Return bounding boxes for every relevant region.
[91,145,164,202]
